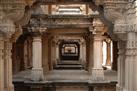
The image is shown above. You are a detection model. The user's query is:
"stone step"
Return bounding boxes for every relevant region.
[54,64,84,70]
[58,60,81,65]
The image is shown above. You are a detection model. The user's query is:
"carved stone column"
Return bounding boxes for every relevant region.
[116,41,126,91]
[51,40,55,69]
[56,42,59,64]
[31,34,44,81]
[4,40,14,91]
[124,32,137,91]
[30,27,46,81]
[88,33,93,73]
[0,37,4,91]
[91,17,105,81]
[0,17,16,91]
[82,41,86,68]
[92,34,104,81]
[106,40,111,66]
[80,42,83,63]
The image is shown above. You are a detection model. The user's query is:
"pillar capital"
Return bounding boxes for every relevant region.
[92,18,106,35]
[0,0,26,22]
[28,27,47,36]
[125,32,137,56]
[0,19,16,39]
[118,41,126,55]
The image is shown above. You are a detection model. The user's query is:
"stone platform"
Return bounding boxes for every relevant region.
[13,70,117,91]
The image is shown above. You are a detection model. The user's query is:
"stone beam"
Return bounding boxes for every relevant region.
[28,15,95,29]
[35,0,93,4]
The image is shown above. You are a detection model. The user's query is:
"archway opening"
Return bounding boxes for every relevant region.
[59,41,80,61]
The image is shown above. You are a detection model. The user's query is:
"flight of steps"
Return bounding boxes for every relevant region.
[54,60,84,70]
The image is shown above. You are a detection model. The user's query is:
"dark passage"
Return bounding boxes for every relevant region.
[59,41,80,60]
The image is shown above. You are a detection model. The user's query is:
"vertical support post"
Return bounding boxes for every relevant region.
[0,37,4,91]
[124,32,137,91]
[92,34,104,81]
[4,40,14,91]
[106,41,111,66]
[31,35,44,81]
[116,41,126,91]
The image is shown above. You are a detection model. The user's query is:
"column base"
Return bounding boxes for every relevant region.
[92,68,104,81]
[4,85,14,91]
[31,68,44,81]
[116,84,123,91]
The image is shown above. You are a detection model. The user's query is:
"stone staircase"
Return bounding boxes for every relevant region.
[54,60,84,70]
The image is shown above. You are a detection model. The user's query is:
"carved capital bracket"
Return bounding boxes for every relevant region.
[28,27,47,36]
[125,32,137,56]
[92,17,106,35]
[103,0,128,22]
[0,0,36,42]
[0,0,27,22]
[101,0,129,40]
[118,41,126,55]
[0,18,15,39]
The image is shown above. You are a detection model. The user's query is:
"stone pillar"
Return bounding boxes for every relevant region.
[106,40,111,66]
[88,34,93,73]
[82,42,86,67]
[51,40,55,69]
[92,34,104,81]
[80,42,83,62]
[116,41,126,91]
[56,42,59,64]
[0,37,4,91]
[124,32,137,91]
[4,40,14,91]
[42,34,49,73]
[112,41,118,71]
[31,35,44,81]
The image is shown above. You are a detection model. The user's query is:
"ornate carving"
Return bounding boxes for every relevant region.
[0,0,32,40]
[28,26,47,36]
[126,32,137,56]
[102,0,131,41]
[0,0,26,22]
[103,0,127,21]
[0,18,15,38]
[92,18,106,35]
[118,41,126,55]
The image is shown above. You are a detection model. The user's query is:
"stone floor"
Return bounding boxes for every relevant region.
[13,69,117,82]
